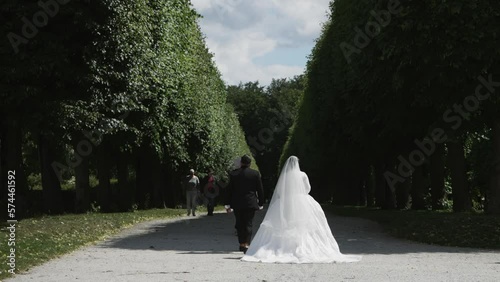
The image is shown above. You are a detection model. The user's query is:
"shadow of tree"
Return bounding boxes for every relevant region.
[99,208,499,256]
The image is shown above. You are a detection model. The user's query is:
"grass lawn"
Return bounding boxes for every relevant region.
[327,206,500,250]
[0,206,223,280]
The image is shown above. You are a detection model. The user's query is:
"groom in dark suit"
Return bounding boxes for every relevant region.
[225,155,264,253]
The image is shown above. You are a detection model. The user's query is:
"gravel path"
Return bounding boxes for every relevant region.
[7,208,500,282]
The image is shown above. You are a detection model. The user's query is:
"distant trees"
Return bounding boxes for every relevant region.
[283,0,500,213]
[227,76,304,197]
[0,0,250,215]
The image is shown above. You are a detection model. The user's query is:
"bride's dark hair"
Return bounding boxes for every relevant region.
[285,156,300,172]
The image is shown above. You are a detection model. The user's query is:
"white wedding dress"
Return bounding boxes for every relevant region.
[241,156,361,263]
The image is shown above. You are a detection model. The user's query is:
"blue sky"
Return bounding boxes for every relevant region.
[191,0,331,86]
[253,45,312,67]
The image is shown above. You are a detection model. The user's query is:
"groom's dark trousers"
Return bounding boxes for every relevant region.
[233,208,256,244]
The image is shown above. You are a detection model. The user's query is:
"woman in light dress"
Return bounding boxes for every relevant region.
[241,156,361,263]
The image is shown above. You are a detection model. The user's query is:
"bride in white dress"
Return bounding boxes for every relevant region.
[241,156,361,263]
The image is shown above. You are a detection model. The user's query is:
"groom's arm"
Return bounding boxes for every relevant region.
[224,175,234,208]
[255,172,264,207]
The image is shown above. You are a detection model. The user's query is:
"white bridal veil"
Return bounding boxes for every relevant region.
[241,156,361,263]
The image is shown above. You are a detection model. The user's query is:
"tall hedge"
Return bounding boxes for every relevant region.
[0,0,251,214]
[283,0,500,213]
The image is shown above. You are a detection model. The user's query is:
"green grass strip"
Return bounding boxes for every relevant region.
[327,206,500,250]
[0,208,189,280]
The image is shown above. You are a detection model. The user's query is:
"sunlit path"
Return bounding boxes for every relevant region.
[7,209,500,282]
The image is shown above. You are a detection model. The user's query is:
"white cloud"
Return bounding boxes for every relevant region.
[225,63,305,86]
[191,0,330,85]
[272,0,331,38]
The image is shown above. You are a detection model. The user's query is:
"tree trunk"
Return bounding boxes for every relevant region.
[309,166,331,203]
[375,161,396,209]
[447,141,472,212]
[73,140,90,213]
[374,162,386,208]
[97,144,112,212]
[340,173,360,206]
[135,149,153,209]
[333,172,348,205]
[385,162,397,209]
[135,157,145,209]
[396,177,411,209]
[164,162,177,208]
[2,122,29,218]
[151,158,166,208]
[429,143,446,210]
[411,165,427,210]
[359,166,369,207]
[347,167,363,206]
[487,118,500,214]
[366,166,375,207]
[39,133,63,214]
[117,152,132,211]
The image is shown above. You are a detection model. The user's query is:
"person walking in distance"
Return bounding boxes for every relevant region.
[184,169,200,216]
[203,169,219,216]
[225,155,264,253]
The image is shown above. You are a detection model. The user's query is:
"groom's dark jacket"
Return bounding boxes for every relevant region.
[225,167,264,210]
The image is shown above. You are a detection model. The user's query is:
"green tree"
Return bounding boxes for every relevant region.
[283,0,500,214]
[227,77,303,197]
[0,0,253,215]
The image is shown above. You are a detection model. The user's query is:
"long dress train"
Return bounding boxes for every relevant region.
[241,156,361,263]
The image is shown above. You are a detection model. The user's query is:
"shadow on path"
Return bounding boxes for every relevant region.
[100,208,499,256]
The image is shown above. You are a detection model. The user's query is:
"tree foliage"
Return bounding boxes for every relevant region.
[0,0,251,214]
[283,0,500,213]
[227,76,304,196]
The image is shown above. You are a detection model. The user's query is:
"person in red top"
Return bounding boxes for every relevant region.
[203,170,219,216]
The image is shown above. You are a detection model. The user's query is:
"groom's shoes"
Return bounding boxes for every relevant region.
[239,245,248,254]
